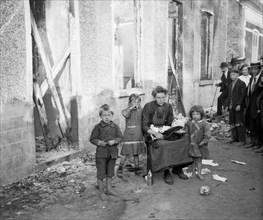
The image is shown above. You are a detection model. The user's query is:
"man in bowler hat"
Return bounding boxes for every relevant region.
[216,62,231,116]
[245,62,263,149]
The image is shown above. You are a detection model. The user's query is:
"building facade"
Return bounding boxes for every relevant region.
[0,0,262,185]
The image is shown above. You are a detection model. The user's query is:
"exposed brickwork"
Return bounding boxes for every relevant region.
[0,0,34,185]
[226,0,243,61]
[0,103,35,186]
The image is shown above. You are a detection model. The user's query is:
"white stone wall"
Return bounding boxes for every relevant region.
[77,0,169,151]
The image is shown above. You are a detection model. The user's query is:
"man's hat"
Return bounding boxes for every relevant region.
[236,57,246,63]
[229,69,240,74]
[219,62,228,68]
[249,62,261,69]
[229,57,238,66]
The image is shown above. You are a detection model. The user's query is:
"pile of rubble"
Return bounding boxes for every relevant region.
[209,120,231,141]
[171,112,232,141]
[35,136,78,164]
[0,157,97,218]
[0,155,148,219]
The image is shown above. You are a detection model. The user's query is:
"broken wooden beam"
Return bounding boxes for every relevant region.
[33,81,53,151]
[30,9,70,137]
[40,43,71,96]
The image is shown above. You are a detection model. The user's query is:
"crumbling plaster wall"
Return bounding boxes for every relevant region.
[226,0,243,61]
[141,0,169,102]
[182,0,229,113]
[153,1,169,88]
[77,1,118,152]
[0,0,35,185]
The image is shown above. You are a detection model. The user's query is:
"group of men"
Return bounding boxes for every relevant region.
[216,55,263,154]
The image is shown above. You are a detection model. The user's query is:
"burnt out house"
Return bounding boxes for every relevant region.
[0,0,262,185]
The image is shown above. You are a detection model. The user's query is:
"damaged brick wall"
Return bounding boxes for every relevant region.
[0,103,35,185]
[0,0,35,185]
[226,0,243,61]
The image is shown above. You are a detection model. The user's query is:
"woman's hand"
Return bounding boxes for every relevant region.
[154,133,164,140]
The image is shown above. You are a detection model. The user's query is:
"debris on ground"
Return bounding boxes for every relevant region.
[148,213,156,218]
[0,155,150,220]
[201,168,211,174]
[204,111,233,142]
[212,174,228,182]
[200,185,211,195]
[231,160,247,165]
[202,159,219,166]
[35,135,78,164]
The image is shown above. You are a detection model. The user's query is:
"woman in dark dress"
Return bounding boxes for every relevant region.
[142,86,193,185]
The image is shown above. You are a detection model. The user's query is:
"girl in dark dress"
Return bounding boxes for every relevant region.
[117,94,146,177]
[186,105,211,180]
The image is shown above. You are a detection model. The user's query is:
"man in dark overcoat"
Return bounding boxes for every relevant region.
[245,62,263,149]
[216,62,231,115]
[226,69,247,145]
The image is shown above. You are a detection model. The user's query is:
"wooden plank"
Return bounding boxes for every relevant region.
[41,43,70,95]
[33,82,53,151]
[30,9,69,136]
[168,46,186,116]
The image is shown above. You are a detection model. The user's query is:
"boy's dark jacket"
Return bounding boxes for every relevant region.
[89,121,123,158]
[226,78,247,110]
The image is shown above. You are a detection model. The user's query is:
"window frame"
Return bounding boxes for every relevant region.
[200,10,213,81]
[251,29,259,61]
[112,0,143,95]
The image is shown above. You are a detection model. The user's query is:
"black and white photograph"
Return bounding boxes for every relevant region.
[0,0,262,219]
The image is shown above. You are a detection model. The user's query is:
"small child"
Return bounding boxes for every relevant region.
[186,105,211,180]
[117,93,146,177]
[90,104,123,200]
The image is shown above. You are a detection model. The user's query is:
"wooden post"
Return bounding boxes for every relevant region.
[33,82,53,151]
[168,46,186,116]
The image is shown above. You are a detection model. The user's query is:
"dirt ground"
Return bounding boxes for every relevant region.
[0,136,262,220]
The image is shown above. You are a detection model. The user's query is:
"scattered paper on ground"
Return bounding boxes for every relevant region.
[231,160,246,165]
[201,168,211,174]
[202,159,219,166]
[212,174,228,182]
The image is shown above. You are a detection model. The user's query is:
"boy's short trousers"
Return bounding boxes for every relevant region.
[96,156,116,180]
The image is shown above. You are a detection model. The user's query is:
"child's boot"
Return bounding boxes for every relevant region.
[97,179,108,200]
[106,177,119,196]
[197,161,204,181]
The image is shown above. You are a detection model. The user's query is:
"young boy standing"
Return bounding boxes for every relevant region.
[90,104,123,200]
[226,69,247,146]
